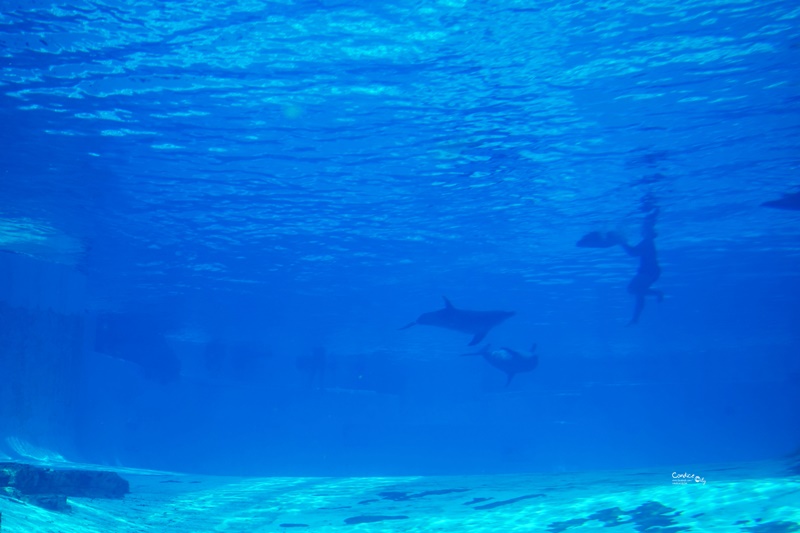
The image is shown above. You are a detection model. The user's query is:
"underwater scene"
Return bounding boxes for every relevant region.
[1,0,799,531]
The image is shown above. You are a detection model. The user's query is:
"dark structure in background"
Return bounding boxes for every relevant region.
[0,252,85,459]
[296,346,327,390]
[204,339,271,382]
[94,313,181,384]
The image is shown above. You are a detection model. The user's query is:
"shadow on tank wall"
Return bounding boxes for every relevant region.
[0,252,86,459]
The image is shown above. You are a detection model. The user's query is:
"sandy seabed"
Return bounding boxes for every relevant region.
[0,459,798,532]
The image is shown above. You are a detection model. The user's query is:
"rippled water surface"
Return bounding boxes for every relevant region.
[1,0,798,351]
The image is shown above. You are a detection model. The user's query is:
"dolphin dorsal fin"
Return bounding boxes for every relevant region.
[505,372,516,387]
[469,329,489,346]
[442,296,455,309]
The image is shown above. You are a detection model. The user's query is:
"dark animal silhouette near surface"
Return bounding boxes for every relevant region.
[576,231,619,248]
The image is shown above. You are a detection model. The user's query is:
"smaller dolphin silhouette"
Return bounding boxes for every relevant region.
[576,231,621,248]
[463,343,539,386]
[762,191,800,211]
[400,297,515,346]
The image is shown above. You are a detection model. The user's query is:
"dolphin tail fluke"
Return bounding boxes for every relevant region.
[468,330,489,346]
[398,321,417,330]
[504,372,516,387]
[461,344,491,357]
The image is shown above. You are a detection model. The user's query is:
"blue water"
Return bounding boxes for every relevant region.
[1,0,799,480]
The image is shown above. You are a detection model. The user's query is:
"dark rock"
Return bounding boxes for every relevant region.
[0,462,129,512]
[22,493,70,512]
[1,487,23,500]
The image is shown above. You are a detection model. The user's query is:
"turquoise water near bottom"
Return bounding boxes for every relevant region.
[1,459,798,532]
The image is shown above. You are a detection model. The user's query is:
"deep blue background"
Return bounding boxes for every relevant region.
[1,0,799,476]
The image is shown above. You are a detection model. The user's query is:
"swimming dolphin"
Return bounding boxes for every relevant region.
[762,191,800,211]
[462,343,539,386]
[576,231,621,248]
[400,297,515,346]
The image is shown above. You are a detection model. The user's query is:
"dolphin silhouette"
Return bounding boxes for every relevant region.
[576,231,620,248]
[400,297,515,346]
[762,191,800,211]
[462,343,539,386]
